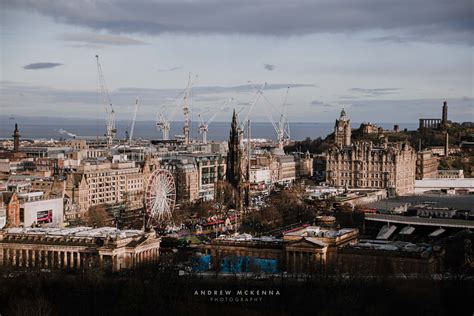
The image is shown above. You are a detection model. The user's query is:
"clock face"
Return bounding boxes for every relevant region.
[338,126,343,131]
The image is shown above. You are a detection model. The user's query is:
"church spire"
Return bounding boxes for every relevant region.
[226,109,243,211]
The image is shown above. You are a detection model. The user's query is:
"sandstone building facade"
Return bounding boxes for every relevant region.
[0,227,160,272]
[326,110,416,195]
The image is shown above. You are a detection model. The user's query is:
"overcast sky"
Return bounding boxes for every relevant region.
[1,0,473,123]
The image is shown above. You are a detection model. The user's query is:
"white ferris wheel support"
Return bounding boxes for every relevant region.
[145,168,176,227]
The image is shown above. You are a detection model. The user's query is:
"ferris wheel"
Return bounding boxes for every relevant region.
[145,169,176,225]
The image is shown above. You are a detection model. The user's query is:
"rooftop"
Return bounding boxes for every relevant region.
[283,226,358,238]
[3,226,145,239]
[347,240,435,255]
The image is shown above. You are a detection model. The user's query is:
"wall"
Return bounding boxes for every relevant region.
[23,198,63,227]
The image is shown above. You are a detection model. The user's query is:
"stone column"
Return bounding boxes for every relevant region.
[99,254,103,268]
[25,249,30,268]
[76,252,81,269]
[0,248,4,265]
[43,251,47,268]
[292,252,296,273]
[4,249,9,266]
[299,252,303,272]
[38,250,42,268]
[63,252,67,268]
[31,250,36,267]
[18,249,23,267]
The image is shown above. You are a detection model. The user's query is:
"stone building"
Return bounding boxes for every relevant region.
[294,151,313,178]
[360,122,383,135]
[338,240,445,274]
[0,192,20,228]
[194,154,226,201]
[416,150,439,180]
[0,227,160,272]
[326,110,416,196]
[65,159,144,217]
[202,235,328,274]
[283,226,359,266]
[202,227,359,273]
[275,155,296,185]
[160,157,199,203]
[158,153,226,203]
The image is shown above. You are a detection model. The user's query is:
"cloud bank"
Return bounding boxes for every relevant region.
[23,63,63,70]
[4,0,473,45]
[60,33,147,46]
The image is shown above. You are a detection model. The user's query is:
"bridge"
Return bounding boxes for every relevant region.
[365,213,474,229]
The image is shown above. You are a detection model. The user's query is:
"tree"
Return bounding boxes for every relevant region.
[85,204,111,227]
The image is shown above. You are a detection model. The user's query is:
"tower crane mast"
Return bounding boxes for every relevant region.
[276,87,291,150]
[182,73,197,144]
[156,112,170,141]
[95,55,116,147]
[129,97,139,145]
[198,98,233,144]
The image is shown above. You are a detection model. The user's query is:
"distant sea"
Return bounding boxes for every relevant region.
[0,116,418,141]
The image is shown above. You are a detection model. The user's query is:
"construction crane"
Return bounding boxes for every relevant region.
[236,82,266,147]
[156,112,171,140]
[198,98,233,144]
[155,84,186,141]
[182,73,198,144]
[128,97,139,145]
[95,54,116,147]
[270,87,291,150]
[249,83,290,150]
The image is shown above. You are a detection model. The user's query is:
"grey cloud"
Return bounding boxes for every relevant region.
[369,35,409,44]
[263,64,276,71]
[4,0,473,45]
[461,96,473,102]
[0,81,314,120]
[157,66,184,72]
[350,88,401,97]
[23,63,63,70]
[310,100,333,107]
[60,33,147,46]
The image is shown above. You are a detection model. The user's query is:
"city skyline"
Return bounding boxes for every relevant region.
[1,1,473,123]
